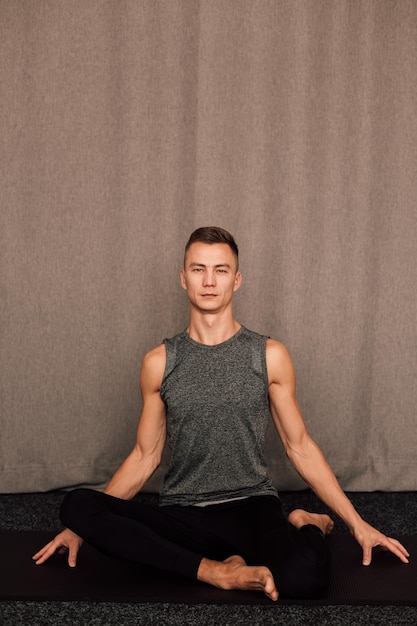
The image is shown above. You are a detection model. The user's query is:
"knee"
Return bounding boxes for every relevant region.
[60,488,97,531]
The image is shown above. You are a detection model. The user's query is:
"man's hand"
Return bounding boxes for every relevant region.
[32,528,83,568]
[352,520,410,566]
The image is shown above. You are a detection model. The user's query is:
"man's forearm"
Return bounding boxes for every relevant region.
[287,436,363,532]
[104,448,160,500]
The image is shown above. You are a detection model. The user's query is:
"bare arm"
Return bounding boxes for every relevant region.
[266,339,409,566]
[33,344,167,566]
[104,344,167,499]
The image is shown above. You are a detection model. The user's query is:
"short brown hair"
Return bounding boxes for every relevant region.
[184,227,239,268]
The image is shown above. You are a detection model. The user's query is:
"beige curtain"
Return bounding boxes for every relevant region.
[2,0,416,493]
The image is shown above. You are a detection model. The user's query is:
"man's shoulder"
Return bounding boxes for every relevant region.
[140,344,167,391]
[143,329,185,361]
[266,337,288,352]
[266,337,292,362]
[162,329,187,345]
[240,328,286,355]
[265,338,295,383]
[242,328,286,352]
[142,343,166,371]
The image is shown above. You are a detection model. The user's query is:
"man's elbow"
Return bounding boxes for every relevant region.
[284,435,313,463]
[133,444,163,475]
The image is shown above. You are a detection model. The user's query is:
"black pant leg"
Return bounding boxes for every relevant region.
[255,498,331,599]
[60,490,330,598]
[60,488,203,578]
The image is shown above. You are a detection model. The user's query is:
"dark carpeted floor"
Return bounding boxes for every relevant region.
[1,490,417,625]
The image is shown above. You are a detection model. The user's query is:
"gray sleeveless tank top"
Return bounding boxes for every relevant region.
[159,326,278,506]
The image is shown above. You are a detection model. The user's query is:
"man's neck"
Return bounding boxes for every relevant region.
[186,313,241,346]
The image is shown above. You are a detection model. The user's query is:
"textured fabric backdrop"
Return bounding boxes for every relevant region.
[1,0,416,493]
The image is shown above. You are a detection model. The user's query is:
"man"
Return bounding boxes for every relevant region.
[33,226,409,601]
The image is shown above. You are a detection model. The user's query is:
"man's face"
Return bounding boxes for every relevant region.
[180,242,242,313]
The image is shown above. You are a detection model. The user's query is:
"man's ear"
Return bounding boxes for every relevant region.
[180,269,187,290]
[233,272,242,292]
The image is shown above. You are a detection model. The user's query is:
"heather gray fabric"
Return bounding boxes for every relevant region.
[159,327,277,506]
[1,1,417,492]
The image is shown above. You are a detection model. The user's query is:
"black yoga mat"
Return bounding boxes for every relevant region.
[1,531,415,605]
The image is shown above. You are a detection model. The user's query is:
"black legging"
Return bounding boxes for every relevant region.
[60,489,330,599]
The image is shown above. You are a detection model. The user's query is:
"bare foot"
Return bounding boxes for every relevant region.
[288,509,334,535]
[197,555,279,601]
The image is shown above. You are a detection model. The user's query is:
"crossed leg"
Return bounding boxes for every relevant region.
[60,490,332,601]
[197,508,334,601]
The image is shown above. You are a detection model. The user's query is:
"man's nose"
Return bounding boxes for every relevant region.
[203,270,216,286]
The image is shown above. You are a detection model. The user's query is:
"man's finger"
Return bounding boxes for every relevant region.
[32,540,53,561]
[33,541,57,565]
[383,537,410,563]
[362,546,372,566]
[67,545,78,568]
